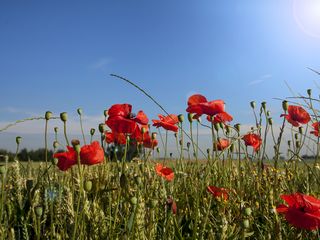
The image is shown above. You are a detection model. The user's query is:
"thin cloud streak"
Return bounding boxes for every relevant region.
[249,74,272,86]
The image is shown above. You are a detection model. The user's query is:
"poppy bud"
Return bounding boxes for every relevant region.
[266,111,271,117]
[219,122,224,129]
[130,196,137,205]
[206,148,210,154]
[52,158,58,165]
[214,123,219,132]
[234,124,240,132]
[178,114,184,123]
[282,100,288,112]
[261,101,266,110]
[16,136,22,145]
[45,111,52,120]
[0,165,5,175]
[77,108,83,116]
[104,110,108,117]
[250,101,256,109]
[225,125,230,134]
[294,133,299,140]
[242,219,250,229]
[71,139,81,153]
[84,180,93,192]
[26,179,33,192]
[179,140,182,146]
[156,147,160,153]
[230,144,234,152]
[60,112,68,122]
[54,127,59,133]
[98,123,105,133]
[35,206,43,218]
[141,127,146,134]
[296,140,300,149]
[298,126,303,134]
[244,207,252,216]
[90,128,95,136]
[287,140,291,147]
[53,141,59,149]
[188,113,194,123]
[268,118,273,125]
[151,132,157,140]
[170,153,173,158]
[307,89,312,97]
[187,142,191,149]
[174,133,178,138]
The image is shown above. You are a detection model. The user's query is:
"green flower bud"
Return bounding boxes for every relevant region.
[16,136,22,145]
[141,127,146,134]
[174,133,178,138]
[98,123,105,133]
[77,108,83,115]
[287,140,291,147]
[261,101,266,110]
[307,89,312,97]
[242,219,250,229]
[178,114,184,123]
[54,127,59,133]
[244,207,252,216]
[299,126,303,134]
[52,158,59,165]
[230,144,234,152]
[206,148,210,154]
[250,101,256,109]
[156,147,160,153]
[282,100,288,112]
[296,140,300,149]
[71,139,81,153]
[188,113,194,123]
[268,118,273,125]
[60,112,68,122]
[170,153,173,158]
[53,141,59,149]
[294,133,299,140]
[130,196,137,205]
[234,124,240,132]
[90,128,95,136]
[187,142,191,149]
[104,110,108,117]
[35,206,43,217]
[0,165,6,175]
[84,180,93,192]
[45,111,52,120]
[214,123,219,132]
[266,110,271,117]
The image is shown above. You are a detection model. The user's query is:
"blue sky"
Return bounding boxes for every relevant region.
[1,1,320,151]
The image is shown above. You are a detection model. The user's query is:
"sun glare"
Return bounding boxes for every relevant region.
[293,0,320,38]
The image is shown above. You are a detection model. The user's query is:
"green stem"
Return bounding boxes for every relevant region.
[79,115,86,145]
[63,122,70,146]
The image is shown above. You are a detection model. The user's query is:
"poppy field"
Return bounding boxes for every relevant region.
[0,77,320,240]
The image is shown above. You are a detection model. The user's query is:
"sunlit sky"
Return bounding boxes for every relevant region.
[1,1,320,151]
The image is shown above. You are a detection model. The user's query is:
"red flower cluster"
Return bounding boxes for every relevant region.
[276,193,320,230]
[281,105,310,127]
[186,94,233,123]
[207,186,229,201]
[242,133,262,152]
[152,114,179,132]
[155,163,174,181]
[311,122,320,137]
[53,141,104,171]
[106,104,148,134]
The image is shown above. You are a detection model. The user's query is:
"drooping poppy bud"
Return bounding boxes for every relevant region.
[60,112,68,122]
[77,108,83,115]
[35,206,43,218]
[282,100,288,112]
[16,136,22,145]
[250,101,256,109]
[178,114,184,123]
[54,127,59,133]
[261,101,266,110]
[99,123,105,133]
[307,89,312,97]
[45,111,52,120]
[90,128,95,136]
[188,113,194,123]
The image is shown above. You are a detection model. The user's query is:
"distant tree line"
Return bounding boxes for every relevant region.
[0,148,54,162]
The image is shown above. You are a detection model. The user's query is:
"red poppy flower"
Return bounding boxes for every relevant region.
[276,193,320,230]
[53,146,77,171]
[186,94,225,118]
[206,112,233,124]
[280,105,311,127]
[166,196,177,215]
[207,186,229,200]
[106,104,148,134]
[311,122,320,137]
[152,114,179,132]
[105,131,127,145]
[155,163,174,181]
[213,138,230,151]
[80,141,105,165]
[242,133,262,152]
